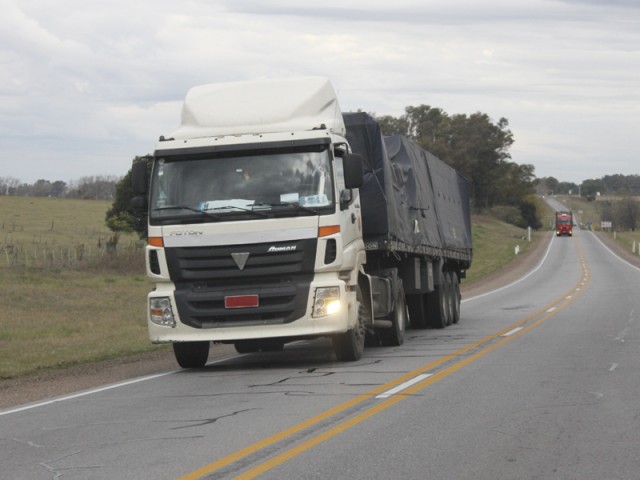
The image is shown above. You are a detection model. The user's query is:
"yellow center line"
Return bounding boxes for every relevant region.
[181,239,589,480]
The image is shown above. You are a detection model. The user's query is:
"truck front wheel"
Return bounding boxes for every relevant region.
[333,288,367,361]
[173,341,210,368]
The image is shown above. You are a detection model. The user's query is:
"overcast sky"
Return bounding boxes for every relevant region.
[1,0,638,185]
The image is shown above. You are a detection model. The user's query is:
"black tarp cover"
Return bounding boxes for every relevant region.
[343,112,471,262]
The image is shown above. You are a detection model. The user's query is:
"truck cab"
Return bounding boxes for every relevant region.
[133,78,370,366]
[555,211,573,236]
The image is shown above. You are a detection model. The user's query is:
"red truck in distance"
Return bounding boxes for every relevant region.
[555,211,573,236]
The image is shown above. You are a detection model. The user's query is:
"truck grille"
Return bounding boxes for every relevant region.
[165,239,316,329]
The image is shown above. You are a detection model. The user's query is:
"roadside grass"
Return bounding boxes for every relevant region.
[2,196,550,379]
[0,196,162,379]
[0,196,143,269]
[465,215,540,284]
[0,269,164,379]
[602,231,640,257]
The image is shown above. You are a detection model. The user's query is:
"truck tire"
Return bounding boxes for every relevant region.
[173,341,210,368]
[426,269,449,329]
[380,281,406,346]
[333,287,367,361]
[444,271,454,326]
[407,294,428,329]
[451,272,461,324]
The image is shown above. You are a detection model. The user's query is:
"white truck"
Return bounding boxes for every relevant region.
[131,77,472,367]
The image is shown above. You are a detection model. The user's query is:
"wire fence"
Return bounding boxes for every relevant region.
[1,240,146,272]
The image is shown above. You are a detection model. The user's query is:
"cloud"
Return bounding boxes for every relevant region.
[0,0,638,184]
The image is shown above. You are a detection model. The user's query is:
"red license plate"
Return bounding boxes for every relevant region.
[225,295,259,309]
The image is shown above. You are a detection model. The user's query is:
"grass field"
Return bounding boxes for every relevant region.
[0,196,555,379]
[465,215,540,284]
[0,196,163,379]
[0,196,143,269]
[0,269,162,378]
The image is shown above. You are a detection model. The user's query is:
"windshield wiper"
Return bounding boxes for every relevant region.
[204,205,269,218]
[251,201,319,215]
[153,205,221,221]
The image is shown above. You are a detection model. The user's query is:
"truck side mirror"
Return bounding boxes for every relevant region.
[130,195,148,212]
[130,158,149,212]
[131,157,149,196]
[343,153,364,189]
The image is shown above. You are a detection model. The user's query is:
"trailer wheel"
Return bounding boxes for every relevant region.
[451,273,461,324]
[426,269,449,329]
[444,271,454,326]
[380,281,406,346]
[333,287,367,361]
[173,341,210,368]
[407,294,428,329]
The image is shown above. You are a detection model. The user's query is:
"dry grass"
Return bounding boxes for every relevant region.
[0,196,144,270]
[0,197,161,379]
[465,215,542,284]
[603,231,640,257]
[0,269,163,378]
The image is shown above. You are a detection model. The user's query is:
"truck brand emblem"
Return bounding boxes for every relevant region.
[231,252,250,270]
[169,230,203,236]
[268,245,296,253]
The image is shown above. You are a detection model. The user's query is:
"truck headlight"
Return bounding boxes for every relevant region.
[313,287,341,317]
[150,297,176,327]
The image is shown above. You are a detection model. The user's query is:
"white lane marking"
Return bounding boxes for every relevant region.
[501,327,524,337]
[547,307,557,313]
[376,374,433,399]
[464,234,555,303]
[0,354,237,417]
[0,371,176,417]
[591,233,640,273]
[609,363,619,372]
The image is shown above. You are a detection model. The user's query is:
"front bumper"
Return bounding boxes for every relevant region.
[147,278,356,343]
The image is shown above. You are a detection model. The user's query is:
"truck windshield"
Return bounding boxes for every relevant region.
[149,144,335,223]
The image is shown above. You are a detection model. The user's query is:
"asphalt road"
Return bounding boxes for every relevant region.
[2,228,640,479]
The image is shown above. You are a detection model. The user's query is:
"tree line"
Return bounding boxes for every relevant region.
[537,175,640,231]
[538,174,640,198]
[0,175,120,200]
[375,105,540,228]
[599,198,640,231]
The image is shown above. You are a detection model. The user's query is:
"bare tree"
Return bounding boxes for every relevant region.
[0,176,21,195]
[615,197,640,231]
